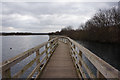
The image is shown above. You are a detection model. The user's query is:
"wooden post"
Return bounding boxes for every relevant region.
[65,39,66,43]
[79,50,82,66]
[68,41,72,56]
[2,68,11,78]
[45,44,48,59]
[73,45,76,50]
[66,39,68,44]
[36,49,40,72]
[70,42,72,46]
[97,70,104,79]
[50,41,53,54]
[70,42,73,55]
[56,38,58,45]
[49,36,51,41]
[54,39,58,52]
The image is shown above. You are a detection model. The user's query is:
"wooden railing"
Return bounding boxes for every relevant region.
[59,36,120,79]
[0,36,120,79]
[0,37,58,78]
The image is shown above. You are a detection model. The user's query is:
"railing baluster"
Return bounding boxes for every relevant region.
[73,45,75,50]
[49,41,52,52]
[69,43,81,78]
[1,37,59,78]
[36,49,40,73]
[97,70,104,78]
[45,44,48,59]
[2,68,11,78]
[79,51,82,66]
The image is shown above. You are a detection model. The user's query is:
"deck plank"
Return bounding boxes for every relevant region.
[40,41,78,78]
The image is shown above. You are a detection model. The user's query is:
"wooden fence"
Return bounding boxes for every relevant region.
[0,36,120,79]
[59,36,120,79]
[0,37,58,78]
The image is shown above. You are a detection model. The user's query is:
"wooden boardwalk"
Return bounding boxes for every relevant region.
[1,36,120,79]
[40,41,78,78]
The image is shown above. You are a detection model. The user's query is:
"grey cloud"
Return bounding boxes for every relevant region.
[2,2,117,15]
[2,2,118,32]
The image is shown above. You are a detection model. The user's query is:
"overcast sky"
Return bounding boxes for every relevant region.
[1,1,119,33]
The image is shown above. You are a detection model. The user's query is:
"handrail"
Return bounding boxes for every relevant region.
[59,36,120,79]
[1,36,120,79]
[1,37,59,78]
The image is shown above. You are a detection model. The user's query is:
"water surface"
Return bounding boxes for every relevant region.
[2,35,49,61]
[1,35,49,78]
[77,41,120,71]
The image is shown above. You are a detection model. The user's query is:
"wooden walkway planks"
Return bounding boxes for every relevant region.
[40,41,78,78]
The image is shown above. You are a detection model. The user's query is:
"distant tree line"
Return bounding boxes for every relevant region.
[1,32,49,36]
[50,7,120,43]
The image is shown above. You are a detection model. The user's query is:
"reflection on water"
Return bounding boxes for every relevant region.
[2,35,49,61]
[1,35,49,78]
[77,41,120,71]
